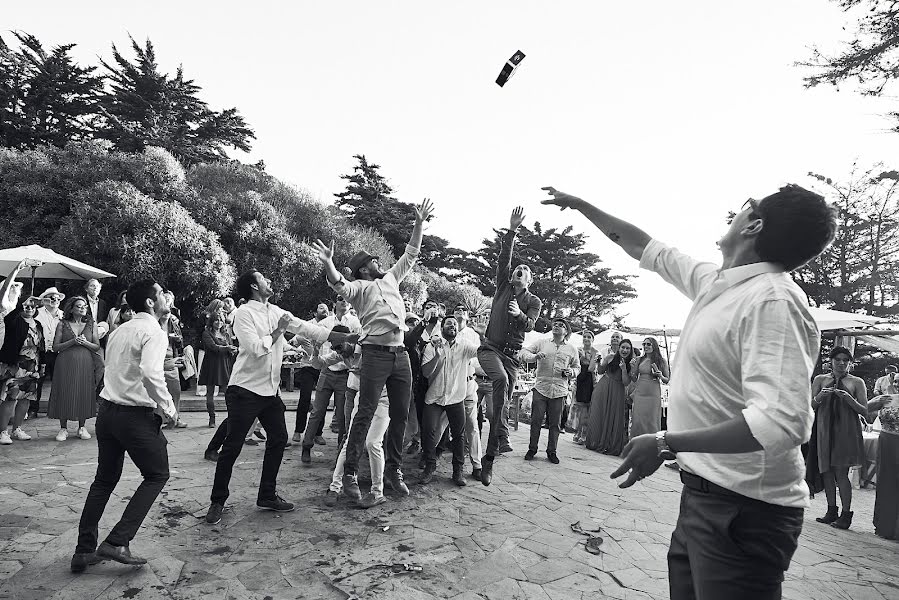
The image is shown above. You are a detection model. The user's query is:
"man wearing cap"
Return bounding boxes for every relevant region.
[519,317,579,464]
[478,207,543,486]
[311,198,435,500]
[34,286,66,416]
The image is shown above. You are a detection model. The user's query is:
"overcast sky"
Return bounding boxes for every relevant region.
[7,1,898,328]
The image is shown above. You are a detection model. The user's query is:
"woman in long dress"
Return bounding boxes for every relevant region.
[48,296,100,441]
[630,337,670,439]
[570,330,597,444]
[867,393,899,539]
[806,346,867,530]
[585,338,634,455]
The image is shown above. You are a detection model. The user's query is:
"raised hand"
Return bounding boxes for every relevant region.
[414,198,435,223]
[510,206,525,230]
[311,239,335,264]
[541,186,582,211]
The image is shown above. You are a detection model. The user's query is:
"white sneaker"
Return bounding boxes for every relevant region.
[0,431,12,445]
[11,428,31,441]
[55,429,68,441]
[77,427,91,440]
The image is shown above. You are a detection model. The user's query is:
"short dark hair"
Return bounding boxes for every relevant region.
[126,279,159,315]
[234,270,259,303]
[829,346,853,360]
[754,185,838,271]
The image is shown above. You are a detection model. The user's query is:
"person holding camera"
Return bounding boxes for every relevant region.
[519,317,578,464]
[476,207,543,485]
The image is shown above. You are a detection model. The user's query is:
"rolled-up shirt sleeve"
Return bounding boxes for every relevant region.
[139,329,175,418]
[329,276,363,304]
[640,239,720,302]
[740,300,816,455]
[233,308,272,357]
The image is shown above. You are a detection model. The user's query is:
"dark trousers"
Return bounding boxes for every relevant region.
[210,386,288,505]
[75,401,169,554]
[529,390,563,454]
[302,370,348,449]
[207,417,229,453]
[422,402,466,471]
[477,346,518,458]
[293,366,320,434]
[343,347,411,475]
[668,482,804,600]
[32,350,57,413]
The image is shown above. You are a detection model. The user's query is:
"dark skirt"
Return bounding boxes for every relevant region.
[874,432,899,540]
[199,351,234,387]
[585,373,628,455]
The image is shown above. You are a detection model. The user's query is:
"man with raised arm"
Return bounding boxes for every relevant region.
[477,207,543,486]
[542,185,837,600]
[311,198,434,500]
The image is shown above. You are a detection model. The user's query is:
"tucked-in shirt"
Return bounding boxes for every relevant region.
[874,374,898,396]
[229,300,331,396]
[483,230,542,352]
[35,307,62,352]
[520,337,579,399]
[101,312,176,418]
[318,312,363,371]
[640,239,819,508]
[330,244,419,343]
[421,337,480,406]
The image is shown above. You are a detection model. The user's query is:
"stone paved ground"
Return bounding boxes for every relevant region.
[1,404,898,600]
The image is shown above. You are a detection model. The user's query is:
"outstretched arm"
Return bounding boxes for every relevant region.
[0,260,27,315]
[497,207,525,284]
[408,198,434,251]
[311,239,342,285]
[542,187,651,261]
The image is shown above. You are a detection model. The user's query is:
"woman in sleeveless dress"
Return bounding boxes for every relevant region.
[630,337,670,439]
[570,330,597,444]
[585,339,634,455]
[48,296,100,441]
[806,346,867,530]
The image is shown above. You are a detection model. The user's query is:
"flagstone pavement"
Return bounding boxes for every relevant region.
[0,408,897,600]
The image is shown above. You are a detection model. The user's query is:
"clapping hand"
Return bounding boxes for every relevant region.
[508,301,522,317]
[540,187,581,211]
[414,198,435,223]
[311,239,335,265]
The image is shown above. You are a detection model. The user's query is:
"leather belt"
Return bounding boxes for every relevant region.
[680,470,743,499]
[362,344,407,354]
[101,400,154,413]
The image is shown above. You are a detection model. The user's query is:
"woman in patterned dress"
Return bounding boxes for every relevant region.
[0,297,44,444]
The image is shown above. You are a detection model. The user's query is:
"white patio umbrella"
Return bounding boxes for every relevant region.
[807,307,885,331]
[0,244,116,297]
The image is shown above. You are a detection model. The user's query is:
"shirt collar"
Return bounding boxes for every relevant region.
[719,261,783,287]
[132,312,158,324]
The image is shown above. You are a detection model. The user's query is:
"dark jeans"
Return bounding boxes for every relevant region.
[75,401,169,554]
[344,346,411,475]
[668,482,804,600]
[302,370,348,449]
[210,386,288,505]
[32,350,57,413]
[422,402,465,471]
[529,390,563,454]
[293,366,320,434]
[477,346,518,458]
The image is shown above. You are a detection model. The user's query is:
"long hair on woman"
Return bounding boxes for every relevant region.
[638,337,663,369]
[608,338,635,376]
[61,296,95,326]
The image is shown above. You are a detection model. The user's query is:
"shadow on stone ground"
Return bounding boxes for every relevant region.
[1,410,897,599]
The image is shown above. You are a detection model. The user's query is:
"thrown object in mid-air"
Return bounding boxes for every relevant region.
[496,50,526,87]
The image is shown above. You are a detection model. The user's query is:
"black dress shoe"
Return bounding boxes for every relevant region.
[204,449,219,462]
[547,452,560,464]
[96,542,147,565]
[498,442,513,454]
[452,470,467,487]
[70,552,103,573]
[472,468,482,480]
[301,447,312,464]
[481,457,494,486]
[257,494,295,512]
[524,450,536,461]
[419,468,436,485]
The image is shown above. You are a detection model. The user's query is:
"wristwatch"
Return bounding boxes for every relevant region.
[656,430,676,461]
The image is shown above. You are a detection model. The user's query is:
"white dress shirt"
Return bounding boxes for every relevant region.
[100,313,176,419]
[229,300,331,396]
[421,337,480,406]
[640,239,819,508]
[35,307,62,352]
[458,326,481,398]
[874,373,898,396]
[318,312,363,372]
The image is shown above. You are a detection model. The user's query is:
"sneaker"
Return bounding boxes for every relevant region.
[77,427,92,440]
[405,439,420,455]
[175,420,188,429]
[0,431,12,445]
[301,447,312,464]
[292,432,302,442]
[257,494,295,512]
[419,468,436,485]
[253,430,266,441]
[342,473,362,500]
[204,450,219,462]
[324,490,339,507]
[55,429,68,442]
[547,452,560,464]
[524,450,536,461]
[244,438,258,446]
[205,503,224,524]
[385,470,410,496]
[314,435,326,446]
[357,493,386,509]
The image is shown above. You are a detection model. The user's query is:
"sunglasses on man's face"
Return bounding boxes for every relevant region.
[22,305,36,310]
